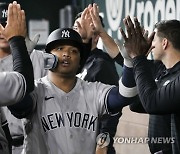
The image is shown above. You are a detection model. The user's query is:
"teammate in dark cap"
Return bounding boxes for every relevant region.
[8,27,138,154]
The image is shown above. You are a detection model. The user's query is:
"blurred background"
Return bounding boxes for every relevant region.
[3,0,180,48]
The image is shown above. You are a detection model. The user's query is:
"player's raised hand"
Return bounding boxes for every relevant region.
[73,8,89,40]
[89,3,105,35]
[73,6,94,43]
[0,1,27,41]
[120,16,155,58]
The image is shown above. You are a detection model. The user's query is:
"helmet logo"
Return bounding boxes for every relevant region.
[61,30,70,38]
[2,8,7,18]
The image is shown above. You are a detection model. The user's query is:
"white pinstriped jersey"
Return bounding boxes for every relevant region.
[24,76,114,154]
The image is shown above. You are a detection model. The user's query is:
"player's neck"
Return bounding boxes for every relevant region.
[48,72,77,93]
[162,49,180,69]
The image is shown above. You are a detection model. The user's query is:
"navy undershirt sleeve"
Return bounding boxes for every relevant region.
[7,36,34,118]
[9,36,34,94]
[107,65,137,114]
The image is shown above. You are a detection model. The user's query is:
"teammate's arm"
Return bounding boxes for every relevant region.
[10,36,34,94]
[105,31,138,113]
[0,2,34,106]
[7,35,35,115]
[0,2,35,114]
[90,3,120,58]
[133,56,180,114]
[107,65,138,113]
[7,36,34,117]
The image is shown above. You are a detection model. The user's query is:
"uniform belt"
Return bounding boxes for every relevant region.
[12,135,24,147]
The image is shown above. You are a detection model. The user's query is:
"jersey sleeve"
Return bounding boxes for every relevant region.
[9,36,34,95]
[106,65,138,114]
[94,82,114,116]
[0,72,26,106]
[133,56,180,114]
[7,79,39,119]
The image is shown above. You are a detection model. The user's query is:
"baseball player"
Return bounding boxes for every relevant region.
[0,2,39,154]
[0,71,26,154]
[0,1,34,154]
[8,26,137,154]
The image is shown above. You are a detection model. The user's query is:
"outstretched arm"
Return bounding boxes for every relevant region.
[0,2,34,115]
[107,65,137,113]
[119,16,180,114]
[133,56,180,114]
[106,43,137,113]
[90,3,122,59]
[0,2,34,106]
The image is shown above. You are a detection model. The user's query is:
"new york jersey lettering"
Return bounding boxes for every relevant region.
[41,112,98,132]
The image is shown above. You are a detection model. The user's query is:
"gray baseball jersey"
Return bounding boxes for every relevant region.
[0,55,25,143]
[0,55,13,72]
[0,72,26,106]
[23,50,49,154]
[0,50,46,151]
[0,71,26,154]
[23,76,114,154]
[0,108,9,154]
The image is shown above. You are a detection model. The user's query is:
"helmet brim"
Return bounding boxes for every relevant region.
[45,39,83,55]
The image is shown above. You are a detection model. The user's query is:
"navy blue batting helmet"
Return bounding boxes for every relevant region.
[45,28,84,55]
[45,28,90,73]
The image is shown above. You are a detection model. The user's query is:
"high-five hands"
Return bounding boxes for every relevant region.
[0,1,26,41]
[73,6,94,43]
[89,3,105,36]
[119,16,155,59]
